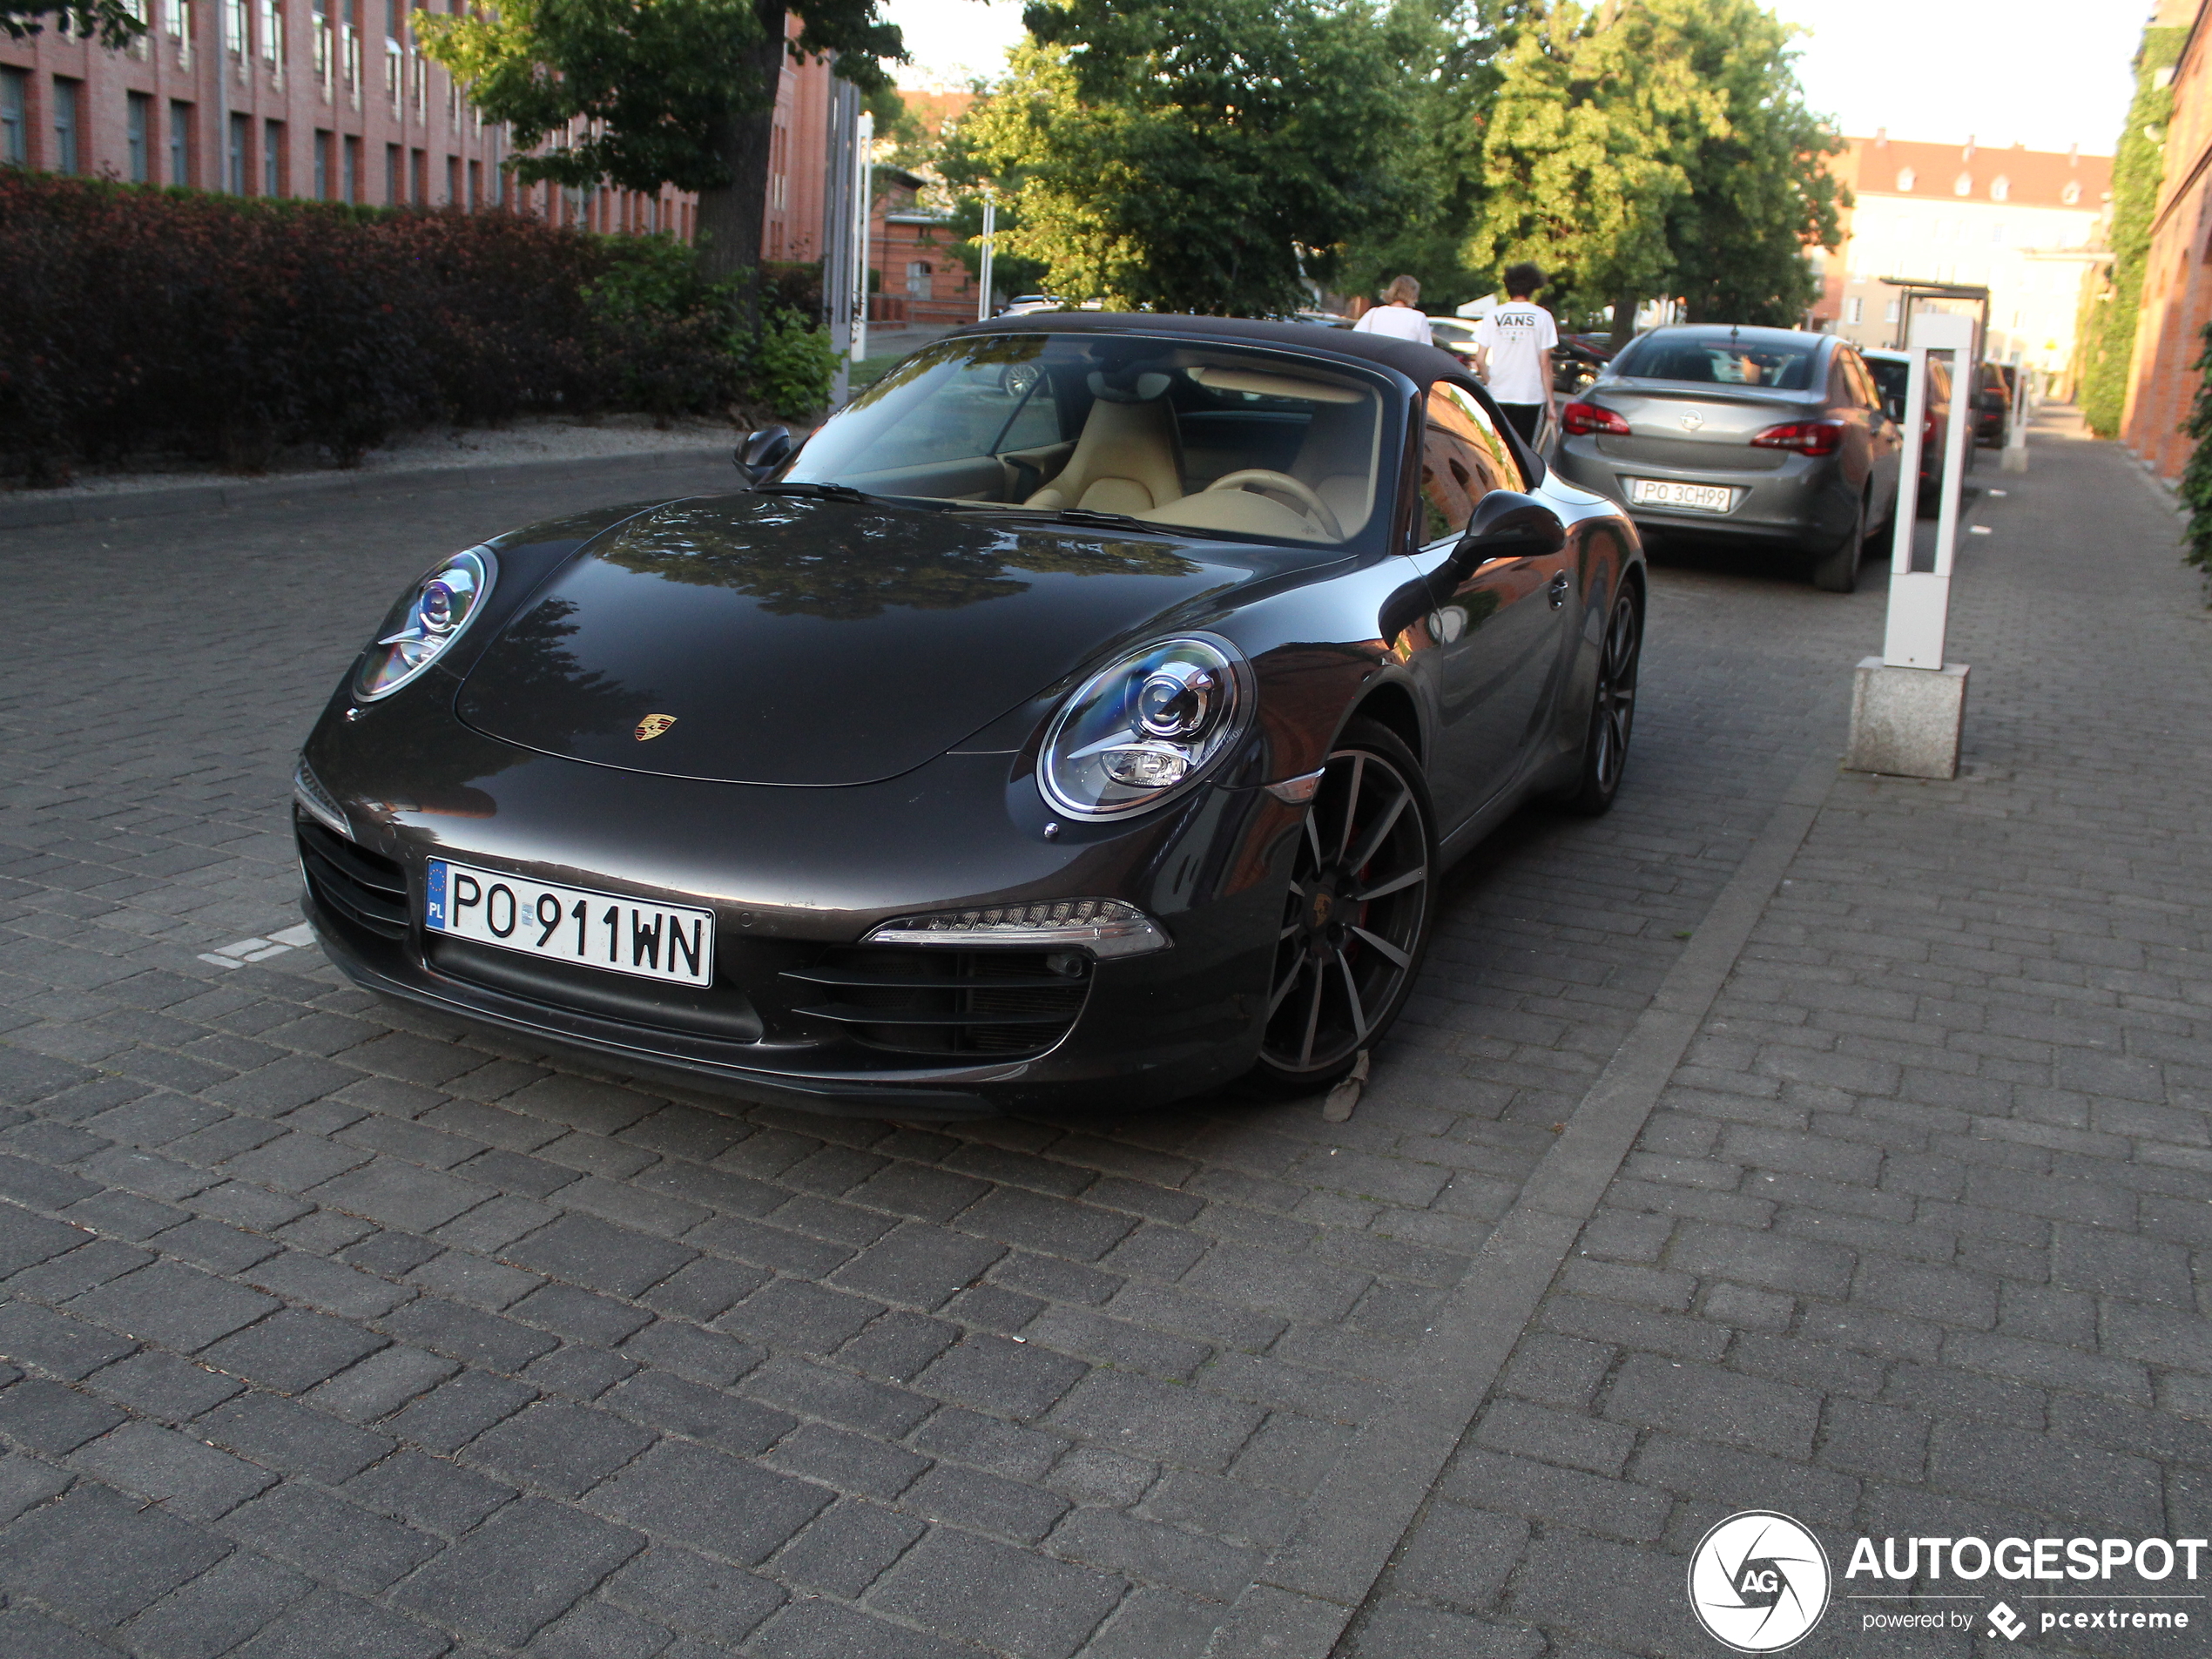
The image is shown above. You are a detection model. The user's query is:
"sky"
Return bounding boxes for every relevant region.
[884,0,2146,159]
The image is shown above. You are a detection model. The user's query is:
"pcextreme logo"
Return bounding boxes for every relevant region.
[1688,1511,1832,1653]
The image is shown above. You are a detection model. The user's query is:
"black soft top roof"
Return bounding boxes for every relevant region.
[952,311,1473,390]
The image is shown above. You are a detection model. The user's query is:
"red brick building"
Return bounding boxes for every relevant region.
[0,7,839,245]
[2120,0,2212,482]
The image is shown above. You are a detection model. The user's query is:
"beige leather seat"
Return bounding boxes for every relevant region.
[1025,398,1184,516]
[1290,400,1379,535]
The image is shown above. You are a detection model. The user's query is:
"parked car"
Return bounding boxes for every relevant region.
[1862,347,1957,516]
[294,314,1646,1115]
[1972,361,2013,447]
[1549,324,1903,592]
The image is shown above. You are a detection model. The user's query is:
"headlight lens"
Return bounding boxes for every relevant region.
[354,546,496,701]
[1041,635,1248,819]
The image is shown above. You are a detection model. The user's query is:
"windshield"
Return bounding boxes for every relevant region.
[783,334,1395,547]
[1615,333,1818,392]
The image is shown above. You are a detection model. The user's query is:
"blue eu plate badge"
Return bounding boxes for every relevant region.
[426,860,448,929]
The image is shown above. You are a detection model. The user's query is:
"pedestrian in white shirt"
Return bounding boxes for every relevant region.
[1471,263,1558,443]
[1352,275,1433,347]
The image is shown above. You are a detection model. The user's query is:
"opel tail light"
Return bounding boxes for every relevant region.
[1561,401,1630,437]
[1750,420,1844,457]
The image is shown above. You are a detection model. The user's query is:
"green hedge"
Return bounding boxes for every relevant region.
[0,173,835,482]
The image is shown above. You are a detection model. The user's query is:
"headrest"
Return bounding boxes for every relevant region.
[1086,368,1173,403]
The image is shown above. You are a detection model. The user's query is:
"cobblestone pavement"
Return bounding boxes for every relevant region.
[1336,425,2212,1659]
[0,428,2142,1658]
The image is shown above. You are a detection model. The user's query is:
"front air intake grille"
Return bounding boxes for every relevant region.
[296,811,408,940]
[781,948,1089,1057]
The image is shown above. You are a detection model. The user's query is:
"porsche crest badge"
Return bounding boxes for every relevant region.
[634,714,677,742]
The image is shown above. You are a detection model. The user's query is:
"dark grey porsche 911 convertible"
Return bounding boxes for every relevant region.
[293,314,1645,1116]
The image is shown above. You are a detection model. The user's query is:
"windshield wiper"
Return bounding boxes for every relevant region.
[752,481,872,502]
[945,503,1157,532]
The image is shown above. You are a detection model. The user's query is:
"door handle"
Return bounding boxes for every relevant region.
[1548,572,1571,609]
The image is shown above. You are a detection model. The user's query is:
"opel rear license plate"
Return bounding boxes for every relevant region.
[1628,479,1734,514]
[426,860,713,987]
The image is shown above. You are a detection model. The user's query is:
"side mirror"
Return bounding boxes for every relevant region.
[1447,490,1566,579]
[736,426,796,484]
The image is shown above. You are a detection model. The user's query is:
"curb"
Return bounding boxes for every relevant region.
[0,442,744,532]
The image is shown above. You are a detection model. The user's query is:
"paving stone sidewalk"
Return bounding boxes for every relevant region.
[1335,425,2212,1659]
[0,427,2137,1657]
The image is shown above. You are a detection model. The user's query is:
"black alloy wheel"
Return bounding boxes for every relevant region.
[1811,491,1867,593]
[1561,586,1642,817]
[1251,719,1434,1093]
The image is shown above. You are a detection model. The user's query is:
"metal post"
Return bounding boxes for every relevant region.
[2001,359,2030,474]
[977,189,996,323]
[1884,309,1974,671]
[850,112,873,364]
[819,76,859,407]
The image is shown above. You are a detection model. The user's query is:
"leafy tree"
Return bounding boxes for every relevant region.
[1334,0,1518,314]
[2080,19,2187,439]
[957,0,1417,317]
[1,0,143,46]
[414,0,900,285]
[1468,0,1842,344]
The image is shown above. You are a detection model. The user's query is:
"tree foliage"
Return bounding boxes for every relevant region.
[957,0,1418,317]
[1468,0,1842,338]
[2080,19,2186,439]
[1332,0,1515,314]
[415,0,900,281]
[0,0,143,47]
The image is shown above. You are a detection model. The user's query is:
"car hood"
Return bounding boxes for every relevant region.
[454,494,1250,787]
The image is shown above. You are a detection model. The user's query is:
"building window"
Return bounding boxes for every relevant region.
[1,68,26,167]
[1884,300,1900,324]
[1990,175,2009,202]
[385,140,400,203]
[314,128,331,197]
[409,145,425,203]
[264,118,283,194]
[168,101,192,184]
[1991,222,2006,246]
[446,152,457,204]
[343,133,360,201]
[905,260,933,300]
[228,111,249,192]
[1847,297,1864,325]
[1953,172,1972,196]
[127,92,152,182]
[52,78,82,173]
[467,157,479,208]
[1896,167,1915,192]
[258,0,280,64]
[226,0,246,54]
[2061,181,2080,205]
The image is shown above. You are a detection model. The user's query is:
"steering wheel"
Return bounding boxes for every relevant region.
[1204,469,1345,540]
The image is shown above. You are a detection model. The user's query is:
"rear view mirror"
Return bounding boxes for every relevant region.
[736,426,796,483]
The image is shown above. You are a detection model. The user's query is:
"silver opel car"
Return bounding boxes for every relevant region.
[1551,325,1903,591]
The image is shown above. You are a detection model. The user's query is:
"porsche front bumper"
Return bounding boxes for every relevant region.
[294,745,1297,1117]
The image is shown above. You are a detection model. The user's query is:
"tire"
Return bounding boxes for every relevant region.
[1811,492,1867,592]
[1244,718,1436,1097]
[1559,583,1642,817]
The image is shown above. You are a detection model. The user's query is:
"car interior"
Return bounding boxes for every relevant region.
[786,338,1391,545]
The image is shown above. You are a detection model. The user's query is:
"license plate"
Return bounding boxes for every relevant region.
[1628,478,1735,514]
[426,860,714,987]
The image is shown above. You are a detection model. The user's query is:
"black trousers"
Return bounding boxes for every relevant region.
[1499,402,1543,442]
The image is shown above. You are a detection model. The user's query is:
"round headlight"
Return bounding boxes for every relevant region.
[354,547,496,702]
[1041,635,1249,819]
